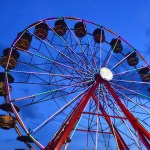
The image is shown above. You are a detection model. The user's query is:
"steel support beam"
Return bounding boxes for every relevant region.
[75,128,112,134]
[45,75,150,150]
[103,79,150,149]
[82,111,127,120]
[93,94,129,150]
[45,77,101,150]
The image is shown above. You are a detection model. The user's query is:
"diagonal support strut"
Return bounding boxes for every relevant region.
[45,75,150,150]
[103,79,150,149]
[45,77,102,150]
[93,94,129,150]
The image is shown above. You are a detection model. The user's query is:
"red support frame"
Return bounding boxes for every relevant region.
[103,79,150,149]
[92,94,129,150]
[45,77,102,150]
[75,128,112,134]
[82,111,127,120]
[45,75,150,150]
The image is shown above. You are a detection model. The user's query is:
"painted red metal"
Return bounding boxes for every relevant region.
[45,75,150,150]
[82,111,127,120]
[45,77,102,150]
[103,80,150,149]
[75,128,112,134]
[92,94,129,150]
[138,130,150,149]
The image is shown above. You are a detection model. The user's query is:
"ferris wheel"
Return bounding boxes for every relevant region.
[0,17,150,150]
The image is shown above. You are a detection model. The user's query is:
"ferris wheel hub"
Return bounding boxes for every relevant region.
[100,67,113,81]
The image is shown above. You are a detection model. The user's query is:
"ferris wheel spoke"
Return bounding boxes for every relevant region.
[104,104,142,149]
[96,86,126,150]
[113,66,148,77]
[82,19,97,68]
[98,28,103,69]
[110,52,135,71]
[109,93,146,149]
[45,24,93,73]
[112,79,150,85]
[64,21,96,73]
[20,87,83,109]
[28,30,92,75]
[70,113,84,141]
[19,50,90,76]
[30,44,77,76]
[95,85,100,150]
[103,81,150,146]
[11,80,92,102]
[32,45,74,79]
[98,117,108,150]
[50,54,90,79]
[42,38,75,76]
[84,98,100,149]
[30,88,88,135]
[10,63,87,86]
[17,59,55,73]
[12,72,86,90]
[102,85,137,149]
[84,28,98,71]
[110,82,150,99]
[104,38,119,68]
[89,130,97,146]
[99,86,123,150]
[10,70,88,80]
[112,87,150,115]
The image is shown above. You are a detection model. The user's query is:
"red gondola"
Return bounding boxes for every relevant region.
[54,20,67,36]
[34,23,49,40]
[15,32,32,51]
[74,22,86,38]
[93,28,105,43]
[110,38,123,53]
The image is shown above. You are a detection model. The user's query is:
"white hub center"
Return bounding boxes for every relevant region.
[100,67,113,81]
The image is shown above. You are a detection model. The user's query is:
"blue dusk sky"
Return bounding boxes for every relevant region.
[0,0,150,150]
